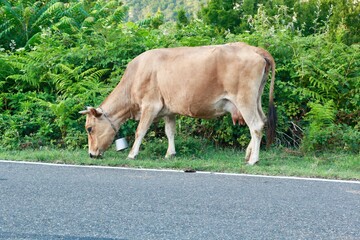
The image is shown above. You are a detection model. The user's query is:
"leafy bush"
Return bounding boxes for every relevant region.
[301,123,360,154]
[0,0,359,154]
[301,101,360,153]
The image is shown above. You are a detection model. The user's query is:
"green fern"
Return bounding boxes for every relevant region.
[302,100,337,152]
[306,100,336,128]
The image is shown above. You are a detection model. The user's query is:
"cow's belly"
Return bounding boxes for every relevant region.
[165,98,244,125]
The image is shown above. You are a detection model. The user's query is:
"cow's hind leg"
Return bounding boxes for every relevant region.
[236,103,265,165]
[128,104,161,159]
[245,137,254,162]
[245,109,265,163]
[164,115,176,158]
[247,119,264,165]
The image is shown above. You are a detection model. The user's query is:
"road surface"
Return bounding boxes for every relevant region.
[0,160,359,239]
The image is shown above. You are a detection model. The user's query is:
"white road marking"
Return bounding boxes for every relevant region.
[1,160,359,184]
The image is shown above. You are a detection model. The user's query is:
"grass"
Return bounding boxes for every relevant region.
[0,138,359,180]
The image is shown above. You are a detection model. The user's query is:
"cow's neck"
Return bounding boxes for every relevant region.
[99,81,132,130]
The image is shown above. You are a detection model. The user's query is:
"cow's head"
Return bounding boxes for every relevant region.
[79,107,117,158]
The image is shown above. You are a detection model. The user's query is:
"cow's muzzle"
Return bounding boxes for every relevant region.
[89,153,102,159]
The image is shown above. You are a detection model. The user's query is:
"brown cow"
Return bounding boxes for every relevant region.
[79,42,276,165]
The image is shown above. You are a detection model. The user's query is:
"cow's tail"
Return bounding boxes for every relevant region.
[264,54,276,148]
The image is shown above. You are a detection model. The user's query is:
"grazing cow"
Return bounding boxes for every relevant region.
[79,42,276,165]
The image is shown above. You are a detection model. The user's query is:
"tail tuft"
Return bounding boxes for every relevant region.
[266,102,277,148]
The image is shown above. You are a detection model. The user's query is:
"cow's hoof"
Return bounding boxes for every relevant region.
[127,155,136,160]
[165,153,176,159]
[247,161,258,166]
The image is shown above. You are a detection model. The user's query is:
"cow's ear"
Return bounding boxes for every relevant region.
[79,107,102,118]
[79,106,93,115]
[89,107,102,118]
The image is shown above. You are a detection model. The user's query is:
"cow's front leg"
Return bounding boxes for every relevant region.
[128,105,161,159]
[164,115,176,158]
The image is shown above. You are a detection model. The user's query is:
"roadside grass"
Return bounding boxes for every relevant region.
[0,138,359,180]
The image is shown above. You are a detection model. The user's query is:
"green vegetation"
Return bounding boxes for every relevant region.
[0,0,359,178]
[124,0,206,22]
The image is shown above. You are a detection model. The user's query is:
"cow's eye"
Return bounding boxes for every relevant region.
[87,127,92,133]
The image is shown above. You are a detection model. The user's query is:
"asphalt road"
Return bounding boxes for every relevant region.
[0,161,359,240]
